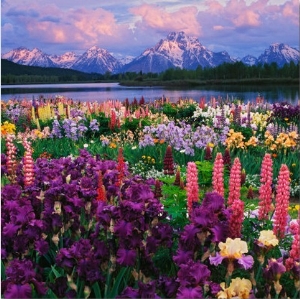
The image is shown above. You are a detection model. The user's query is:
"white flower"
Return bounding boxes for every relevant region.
[83,144,88,148]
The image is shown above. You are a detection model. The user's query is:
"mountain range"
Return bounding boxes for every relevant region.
[2,32,299,74]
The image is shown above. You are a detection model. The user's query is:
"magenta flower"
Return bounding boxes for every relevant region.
[186,162,199,216]
[212,152,224,197]
[227,157,241,206]
[273,164,290,239]
[228,198,244,238]
[258,153,273,220]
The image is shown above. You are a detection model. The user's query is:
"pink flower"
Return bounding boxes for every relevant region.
[23,139,34,187]
[285,219,300,271]
[227,158,241,206]
[258,153,273,220]
[186,162,199,216]
[5,134,17,183]
[229,199,244,238]
[273,164,290,239]
[212,152,224,197]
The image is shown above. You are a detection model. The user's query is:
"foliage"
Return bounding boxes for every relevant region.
[195,160,213,186]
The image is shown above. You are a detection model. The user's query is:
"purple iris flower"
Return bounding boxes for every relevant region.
[151,222,173,246]
[3,259,47,298]
[2,223,21,238]
[177,260,211,286]
[176,286,203,299]
[4,284,32,299]
[201,192,225,213]
[56,248,76,273]
[48,276,69,298]
[77,258,104,284]
[263,258,286,283]
[125,183,155,202]
[179,224,200,249]
[119,200,144,221]
[138,281,160,299]
[1,184,22,201]
[173,249,194,265]
[93,240,109,260]
[116,248,137,266]
[157,276,179,298]
[116,287,139,298]
[79,176,97,198]
[69,239,92,259]
[34,239,49,255]
[114,220,134,237]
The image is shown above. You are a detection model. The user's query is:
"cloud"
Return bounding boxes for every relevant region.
[1,0,298,58]
[282,0,299,24]
[130,4,201,36]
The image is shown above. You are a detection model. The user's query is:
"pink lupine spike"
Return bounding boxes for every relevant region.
[186,162,199,217]
[258,153,273,220]
[212,152,224,197]
[273,164,290,239]
[227,158,241,206]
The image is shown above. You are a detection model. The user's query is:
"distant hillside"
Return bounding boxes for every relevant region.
[1,59,101,83]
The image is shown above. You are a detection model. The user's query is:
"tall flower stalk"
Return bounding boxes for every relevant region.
[163,145,174,175]
[212,152,224,197]
[5,134,17,183]
[116,148,125,188]
[227,158,241,206]
[273,164,290,239]
[258,153,273,220]
[186,162,199,217]
[22,138,35,187]
[229,199,244,238]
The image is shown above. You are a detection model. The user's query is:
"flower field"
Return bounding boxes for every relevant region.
[1,96,300,299]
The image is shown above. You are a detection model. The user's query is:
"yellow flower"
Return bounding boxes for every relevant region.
[258,230,279,247]
[218,278,252,299]
[109,142,117,149]
[1,121,16,135]
[289,131,298,139]
[208,142,214,148]
[245,136,258,147]
[219,238,248,259]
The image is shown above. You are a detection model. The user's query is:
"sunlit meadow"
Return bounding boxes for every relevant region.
[1,95,299,299]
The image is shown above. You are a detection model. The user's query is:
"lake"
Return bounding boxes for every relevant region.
[1,82,299,104]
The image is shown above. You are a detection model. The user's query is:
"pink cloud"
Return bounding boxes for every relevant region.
[232,10,261,27]
[282,0,298,25]
[130,4,201,36]
[213,25,224,31]
[21,4,127,49]
[204,0,224,14]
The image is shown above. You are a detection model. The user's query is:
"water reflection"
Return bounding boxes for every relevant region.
[1,82,299,104]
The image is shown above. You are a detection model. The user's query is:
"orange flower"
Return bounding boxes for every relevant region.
[272,153,277,158]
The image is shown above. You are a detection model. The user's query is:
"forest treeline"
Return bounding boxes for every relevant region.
[1,58,299,85]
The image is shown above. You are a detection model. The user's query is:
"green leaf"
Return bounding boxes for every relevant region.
[106,267,131,298]
[92,282,102,298]
[50,265,62,278]
[1,260,6,280]
[46,288,58,298]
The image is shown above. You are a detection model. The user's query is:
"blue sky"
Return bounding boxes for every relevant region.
[1,0,299,59]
